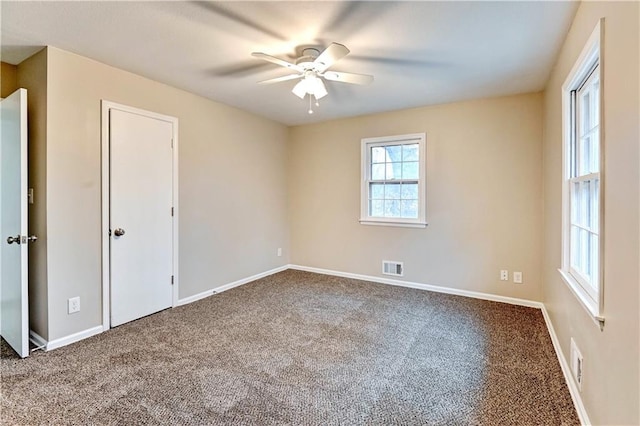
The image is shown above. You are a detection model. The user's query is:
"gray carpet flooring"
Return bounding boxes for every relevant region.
[1,270,578,425]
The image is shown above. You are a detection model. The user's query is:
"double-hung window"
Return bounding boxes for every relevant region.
[360,133,426,228]
[561,20,604,322]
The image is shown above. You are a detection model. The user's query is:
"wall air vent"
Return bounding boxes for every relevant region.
[382,260,404,277]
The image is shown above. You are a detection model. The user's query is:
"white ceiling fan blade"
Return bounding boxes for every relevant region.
[252,52,303,72]
[314,42,350,72]
[323,71,374,85]
[258,74,303,85]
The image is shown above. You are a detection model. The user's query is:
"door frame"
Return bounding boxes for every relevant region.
[100,100,179,330]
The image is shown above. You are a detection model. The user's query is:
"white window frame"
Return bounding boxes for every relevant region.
[360,133,427,228]
[560,19,605,325]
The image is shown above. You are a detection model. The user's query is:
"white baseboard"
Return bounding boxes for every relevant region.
[46,325,103,351]
[175,264,289,307]
[289,264,544,309]
[29,330,47,350]
[541,306,591,426]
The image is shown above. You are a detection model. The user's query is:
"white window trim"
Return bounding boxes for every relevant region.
[560,19,605,325]
[360,133,427,228]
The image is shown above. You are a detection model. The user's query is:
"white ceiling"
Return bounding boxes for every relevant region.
[1,1,578,126]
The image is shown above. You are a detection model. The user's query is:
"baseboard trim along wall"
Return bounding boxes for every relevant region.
[175,264,289,307]
[290,263,589,426]
[289,264,544,308]
[39,325,104,352]
[540,306,591,426]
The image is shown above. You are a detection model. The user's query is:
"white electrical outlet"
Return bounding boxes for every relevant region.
[513,271,523,284]
[68,297,80,314]
[570,338,584,390]
[277,248,282,257]
[500,270,509,281]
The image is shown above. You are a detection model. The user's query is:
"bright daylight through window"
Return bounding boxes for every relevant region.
[360,133,426,228]
[561,20,603,322]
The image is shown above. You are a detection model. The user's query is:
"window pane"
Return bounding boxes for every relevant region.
[370,200,384,217]
[402,162,419,180]
[591,179,599,231]
[580,134,591,176]
[385,145,402,162]
[591,77,600,127]
[584,180,591,227]
[371,164,385,180]
[570,182,580,223]
[384,200,401,217]
[370,183,384,199]
[570,225,580,270]
[581,89,591,133]
[401,183,418,199]
[371,147,387,164]
[590,233,599,289]
[401,200,418,218]
[386,162,402,180]
[402,144,419,161]
[592,132,599,173]
[582,228,590,279]
[385,182,401,199]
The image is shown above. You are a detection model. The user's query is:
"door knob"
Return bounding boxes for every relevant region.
[7,235,21,245]
[113,228,125,237]
[27,235,38,243]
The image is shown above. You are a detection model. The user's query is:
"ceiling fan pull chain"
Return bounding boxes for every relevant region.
[308,94,314,114]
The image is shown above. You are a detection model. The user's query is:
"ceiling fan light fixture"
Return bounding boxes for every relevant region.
[292,80,307,99]
[311,77,328,99]
[292,74,327,100]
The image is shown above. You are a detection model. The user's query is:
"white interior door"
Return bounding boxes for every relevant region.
[109,108,174,327]
[0,88,29,358]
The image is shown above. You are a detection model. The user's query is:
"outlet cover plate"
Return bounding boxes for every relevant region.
[68,297,80,314]
[570,338,584,390]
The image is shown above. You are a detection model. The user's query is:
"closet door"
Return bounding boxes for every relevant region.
[109,108,174,327]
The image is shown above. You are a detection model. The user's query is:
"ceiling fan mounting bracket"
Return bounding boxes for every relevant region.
[295,47,321,70]
[294,45,322,58]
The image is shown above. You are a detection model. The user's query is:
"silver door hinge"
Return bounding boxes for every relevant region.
[171,275,174,285]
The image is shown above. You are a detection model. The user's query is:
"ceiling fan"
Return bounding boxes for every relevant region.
[251,42,374,114]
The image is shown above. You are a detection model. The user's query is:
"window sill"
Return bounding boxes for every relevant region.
[359,219,428,229]
[557,268,605,329]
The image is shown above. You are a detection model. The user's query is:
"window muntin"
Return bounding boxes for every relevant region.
[360,134,426,227]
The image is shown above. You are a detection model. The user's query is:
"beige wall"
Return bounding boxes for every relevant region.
[16,49,48,340]
[42,47,289,340]
[542,2,639,425]
[1,61,18,98]
[289,93,543,301]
